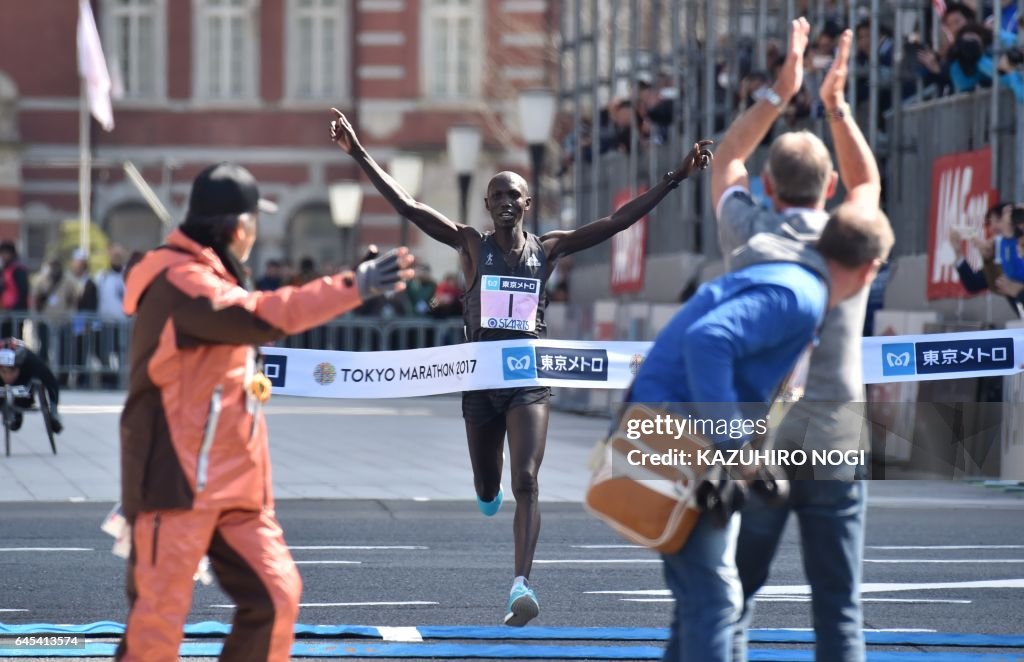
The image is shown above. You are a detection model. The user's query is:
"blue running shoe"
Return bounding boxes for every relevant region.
[503,583,539,627]
[477,486,503,517]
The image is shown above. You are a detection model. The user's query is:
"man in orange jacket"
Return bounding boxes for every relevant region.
[116,163,414,662]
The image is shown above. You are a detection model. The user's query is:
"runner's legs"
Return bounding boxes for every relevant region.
[465,411,506,502]
[505,400,549,578]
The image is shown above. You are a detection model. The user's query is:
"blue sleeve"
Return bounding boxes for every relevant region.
[977,57,1024,103]
[956,260,989,292]
[1000,71,1024,104]
[998,29,1018,50]
[681,284,821,409]
[1004,256,1024,282]
[999,239,1024,281]
[950,61,977,93]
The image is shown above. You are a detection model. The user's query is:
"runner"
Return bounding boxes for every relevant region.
[330,108,712,626]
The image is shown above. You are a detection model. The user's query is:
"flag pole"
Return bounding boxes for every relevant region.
[77,0,114,260]
[78,77,91,258]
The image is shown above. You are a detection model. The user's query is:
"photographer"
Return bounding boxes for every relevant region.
[946,23,1024,101]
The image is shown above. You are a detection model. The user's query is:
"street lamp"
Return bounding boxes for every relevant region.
[517,89,557,235]
[446,125,482,225]
[388,153,424,246]
[329,181,363,264]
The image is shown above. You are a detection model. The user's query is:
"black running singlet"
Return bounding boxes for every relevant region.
[463,232,550,342]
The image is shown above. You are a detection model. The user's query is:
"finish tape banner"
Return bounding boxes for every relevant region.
[260,329,1024,399]
[261,340,652,399]
[863,328,1024,384]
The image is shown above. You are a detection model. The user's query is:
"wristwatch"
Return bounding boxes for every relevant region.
[663,171,682,189]
[826,103,851,122]
[753,86,785,110]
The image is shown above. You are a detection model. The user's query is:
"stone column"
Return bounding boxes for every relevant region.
[0,71,21,242]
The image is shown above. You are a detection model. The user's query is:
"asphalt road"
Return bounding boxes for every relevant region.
[0,495,1022,660]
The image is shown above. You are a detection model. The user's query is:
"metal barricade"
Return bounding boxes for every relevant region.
[272,317,466,353]
[0,313,469,390]
[886,88,1019,257]
[0,312,132,390]
[275,318,388,352]
[381,318,466,351]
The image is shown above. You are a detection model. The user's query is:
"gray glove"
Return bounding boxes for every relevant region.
[354,248,406,299]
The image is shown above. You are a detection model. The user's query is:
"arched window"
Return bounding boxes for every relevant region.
[104,203,164,253]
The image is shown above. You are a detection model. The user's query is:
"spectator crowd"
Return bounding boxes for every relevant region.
[950,201,1024,314]
[0,236,568,385]
[559,0,1023,174]
[0,242,130,388]
[253,255,467,319]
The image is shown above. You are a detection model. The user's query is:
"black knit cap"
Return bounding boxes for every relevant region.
[186,163,277,218]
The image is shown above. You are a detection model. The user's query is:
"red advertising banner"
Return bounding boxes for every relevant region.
[927,147,993,300]
[610,188,647,294]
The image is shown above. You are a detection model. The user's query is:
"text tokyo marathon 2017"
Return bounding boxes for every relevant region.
[329,361,479,383]
[624,448,868,469]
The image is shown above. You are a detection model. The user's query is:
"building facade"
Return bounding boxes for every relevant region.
[0,0,560,276]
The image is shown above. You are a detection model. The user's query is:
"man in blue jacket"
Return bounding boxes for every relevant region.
[629,203,893,662]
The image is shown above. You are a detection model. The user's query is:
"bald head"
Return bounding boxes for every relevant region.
[765,131,835,209]
[487,171,529,196]
[485,171,532,229]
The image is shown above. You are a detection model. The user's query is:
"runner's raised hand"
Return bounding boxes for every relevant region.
[675,140,715,182]
[330,108,361,154]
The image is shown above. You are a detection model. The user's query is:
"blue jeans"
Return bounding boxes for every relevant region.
[661,514,742,662]
[733,480,866,662]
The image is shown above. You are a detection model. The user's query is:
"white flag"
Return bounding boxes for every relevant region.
[77,0,114,131]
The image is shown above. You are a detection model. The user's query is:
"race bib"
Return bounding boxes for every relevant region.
[480,275,540,332]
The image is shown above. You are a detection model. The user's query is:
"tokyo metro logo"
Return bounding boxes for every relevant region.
[881,343,915,376]
[502,347,536,380]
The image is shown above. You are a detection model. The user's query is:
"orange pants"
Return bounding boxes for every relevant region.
[116,508,302,662]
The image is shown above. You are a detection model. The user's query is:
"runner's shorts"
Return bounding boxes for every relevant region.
[462,387,551,424]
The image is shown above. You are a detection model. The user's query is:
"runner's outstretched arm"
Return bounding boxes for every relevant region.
[330,109,467,249]
[543,140,713,260]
